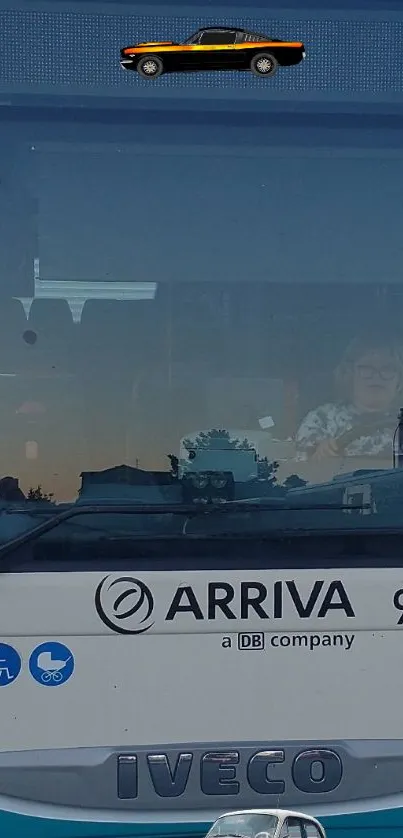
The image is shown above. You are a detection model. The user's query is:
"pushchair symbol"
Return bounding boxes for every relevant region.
[0,660,13,681]
[36,651,72,683]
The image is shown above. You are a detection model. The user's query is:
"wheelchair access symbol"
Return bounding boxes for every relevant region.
[0,643,21,686]
[29,642,74,686]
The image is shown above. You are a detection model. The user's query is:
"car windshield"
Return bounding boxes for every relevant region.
[207,814,278,838]
[1,0,402,551]
[183,32,201,44]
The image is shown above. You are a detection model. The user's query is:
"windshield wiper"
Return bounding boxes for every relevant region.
[0,500,369,560]
[218,833,251,838]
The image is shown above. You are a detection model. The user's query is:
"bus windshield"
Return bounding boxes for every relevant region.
[1,3,403,838]
[0,3,402,547]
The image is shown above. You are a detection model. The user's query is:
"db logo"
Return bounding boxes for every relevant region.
[238,633,265,650]
[95,576,155,635]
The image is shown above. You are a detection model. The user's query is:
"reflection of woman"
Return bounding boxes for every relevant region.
[295,338,403,461]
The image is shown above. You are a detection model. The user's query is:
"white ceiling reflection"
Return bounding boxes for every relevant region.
[16,259,157,323]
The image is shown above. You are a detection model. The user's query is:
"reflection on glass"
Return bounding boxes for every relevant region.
[0,21,402,530]
[207,814,278,838]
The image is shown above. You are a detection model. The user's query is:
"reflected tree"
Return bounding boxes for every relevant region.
[181,428,307,491]
[284,474,307,489]
[167,454,179,478]
[27,485,55,504]
[257,457,279,484]
[183,429,254,450]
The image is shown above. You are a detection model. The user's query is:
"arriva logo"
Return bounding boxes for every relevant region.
[95,576,355,635]
[95,576,155,635]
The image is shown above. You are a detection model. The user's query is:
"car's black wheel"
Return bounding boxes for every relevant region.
[137,55,164,79]
[250,52,278,77]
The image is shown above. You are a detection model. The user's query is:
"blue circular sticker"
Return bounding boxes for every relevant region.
[0,643,21,686]
[29,642,74,686]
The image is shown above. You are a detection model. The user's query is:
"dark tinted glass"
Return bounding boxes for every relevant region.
[0,1,401,533]
[199,30,237,44]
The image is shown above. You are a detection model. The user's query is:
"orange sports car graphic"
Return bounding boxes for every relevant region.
[120,25,306,79]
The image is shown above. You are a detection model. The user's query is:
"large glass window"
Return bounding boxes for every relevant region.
[199,30,237,44]
[304,824,323,838]
[0,1,401,540]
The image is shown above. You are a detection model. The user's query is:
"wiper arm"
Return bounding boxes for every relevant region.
[219,833,251,838]
[0,500,368,560]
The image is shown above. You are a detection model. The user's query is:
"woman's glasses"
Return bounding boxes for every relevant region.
[356,364,398,381]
